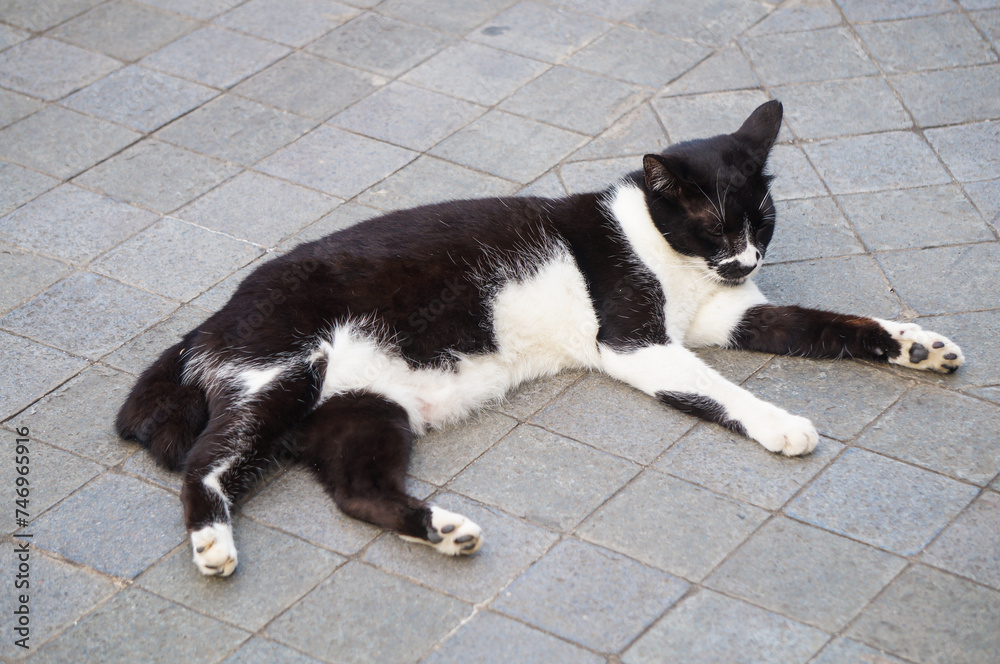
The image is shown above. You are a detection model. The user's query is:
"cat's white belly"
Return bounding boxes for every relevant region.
[316,250,601,431]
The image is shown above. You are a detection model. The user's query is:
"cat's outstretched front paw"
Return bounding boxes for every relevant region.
[191,523,238,577]
[876,319,964,373]
[401,506,483,556]
[741,405,818,457]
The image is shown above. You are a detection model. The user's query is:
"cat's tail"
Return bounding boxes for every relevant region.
[116,331,209,471]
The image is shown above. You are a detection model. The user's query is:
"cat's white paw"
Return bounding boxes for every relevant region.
[876,319,964,374]
[190,523,238,577]
[741,405,818,457]
[400,506,483,556]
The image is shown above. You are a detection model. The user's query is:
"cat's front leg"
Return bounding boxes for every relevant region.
[724,304,963,373]
[600,343,818,456]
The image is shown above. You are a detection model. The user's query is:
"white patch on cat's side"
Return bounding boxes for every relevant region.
[875,319,965,373]
[399,506,483,556]
[238,365,284,395]
[191,522,238,576]
[315,250,600,432]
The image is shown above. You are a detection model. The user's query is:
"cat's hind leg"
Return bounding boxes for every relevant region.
[299,392,482,555]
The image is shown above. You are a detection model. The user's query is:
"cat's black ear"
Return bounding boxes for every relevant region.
[734,100,783,163]
[643,154,686,195]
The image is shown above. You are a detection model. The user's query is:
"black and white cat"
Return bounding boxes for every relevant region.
[117,101,963,577]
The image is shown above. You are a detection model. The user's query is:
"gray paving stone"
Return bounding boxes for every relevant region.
[531,372,698,464]
[0,105,140,179]
[570,104,670,161]
[651,89,775,143]
[566,26,709,87]
[258,125,417,198]
[965,178,1000,232]
[0,38,120,101]
[469,1,610,64]
[901,310,1000,388]
[10,365,140,466]
[764,197,864,263]
[378,0,518,34]
[768,144,829,200]
[121,448,182,493]
[409,410,517,485]
[974,8,1000,46]
[0,0,103,32]
[502,67,644,136]
[155,95,315,166]
[221,638,326,664]
[926,120,1000,181]
[139,0,244,19]
[857,385,1000,485]
[402,41,550,107]
[0,332,86,420]
[0,89,41,129]
[622,588,828,664]
[431,111,586,184]
[848,564,1000,664]
[755,255,900,321]
[661,44,760,97]
[422,611,603,664]
[31,473,184,577]
[838,184,993,251]
[745,355,907,440]
[857,14,997,74]
[332,82,485,152]
[364,493,558,603]
[0,23,28,51]
[631,0,771,47]
[242,466,381,555]
[28,587,248,663]
[559,0,653,21]
[656,428,844,510]
[0,246,71,315]
[742,27,879,85]
[308,13,451,77]
[923,491,1000,589]
[517,171,567,197]
[267,562,469,664]
[877,243,1000,314]
[747,0,843,34]
[357,156,518,211]
[142,26,290,89]
[776,77,912,140]
[0,549,118,661]
[176,171,340,247]
[49,0,194,62]
[706,517,907,631]
[578,470,769,581]
[0,184,158,264]
[492,370,581,420]
[103,305,209,375]
[233,52,382,121]
[187,254,273,311]
[810,637,908,664]
[0,163,57,217]
[559,156,637,194]
[450,424,639,531]
[493,538,689,652]
[692,346,773,384]
[803,131,951,195]
[786,448,978,555]
[0,272,175,360]
[64,65,216,132]
[892,65,1000,127]
[74,140,241,213]
[0,436,101,532]
[217,0,359,48]
[838,0,958,21]
[138,518,344,630]
[277,202,379,251]
[92,217,262,302]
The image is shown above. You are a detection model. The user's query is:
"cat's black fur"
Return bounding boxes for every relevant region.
[117,101,963,576]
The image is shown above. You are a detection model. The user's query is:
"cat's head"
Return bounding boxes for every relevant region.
[642,100,783,286]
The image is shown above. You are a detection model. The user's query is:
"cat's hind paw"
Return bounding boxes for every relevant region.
[401,506,483,556]
[742,406,818,457]
[191,523,238,577]
[876,319,964,374]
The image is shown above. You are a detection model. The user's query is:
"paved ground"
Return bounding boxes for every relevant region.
[1,0,999,662]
